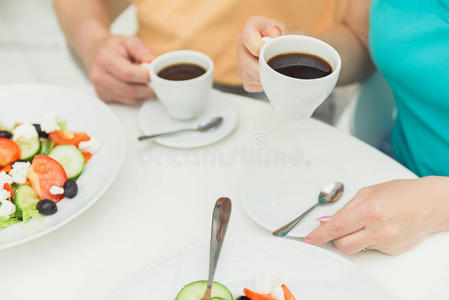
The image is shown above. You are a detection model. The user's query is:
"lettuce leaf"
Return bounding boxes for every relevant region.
[57,119,67,131]
[0,216,19,229]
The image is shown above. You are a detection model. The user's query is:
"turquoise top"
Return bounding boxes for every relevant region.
[370,0,449,176]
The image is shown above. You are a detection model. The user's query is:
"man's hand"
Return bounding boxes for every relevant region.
[88,35,155,104]
[237,16,291,92]
[306,177,449,255]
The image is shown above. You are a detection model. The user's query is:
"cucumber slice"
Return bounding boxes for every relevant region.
[14,184,40,222]
[176,281,233,300]
[16,136,40,161]
[49,145,85,179]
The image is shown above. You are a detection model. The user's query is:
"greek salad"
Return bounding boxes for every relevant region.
[0,113,100,229]
[176,273,296,300]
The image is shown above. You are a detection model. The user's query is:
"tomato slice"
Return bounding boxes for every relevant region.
[243,288,277,300]
[0,138,21,167]
[3,183,14,199]
[28,155,67,202]
[0,163,12,173]
[49,130,90,147]
[83,152,93,164]
[281,284,296,300]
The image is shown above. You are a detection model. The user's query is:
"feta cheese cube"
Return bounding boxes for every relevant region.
[0,189,11,202]
[49,186,64,195]
[254,272,280,295]
[78,138,101,154]
[271,285,285,300]
[9,161,31,184]
[0,171,13,187]
[0,198,16,217]
[41,113,61,134]
[13,123,37,143]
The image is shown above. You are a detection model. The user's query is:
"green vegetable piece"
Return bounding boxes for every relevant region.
[14,185,40,222]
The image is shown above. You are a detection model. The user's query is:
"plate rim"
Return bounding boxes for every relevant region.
[0,83,126,250]
[137,90,239,149]
[238,163,358,238]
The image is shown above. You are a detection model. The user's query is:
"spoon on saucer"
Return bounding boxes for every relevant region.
[137,116,223,141]
[272,182,344,237]
[201,197,232,300]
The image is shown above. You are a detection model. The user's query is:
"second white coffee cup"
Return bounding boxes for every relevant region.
[142,50,214,120]
[259,35,341,121]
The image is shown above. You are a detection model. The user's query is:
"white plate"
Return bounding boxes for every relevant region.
[241,160,361,237]
[138,90,238,148]
[108,237,396,300]
[0,84,124,250]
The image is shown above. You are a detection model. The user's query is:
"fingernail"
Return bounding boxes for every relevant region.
[316,216,331,222]
[302,239,312,244]
[273,25,282,35]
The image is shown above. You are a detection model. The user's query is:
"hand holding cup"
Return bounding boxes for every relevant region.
[238,17,341,121]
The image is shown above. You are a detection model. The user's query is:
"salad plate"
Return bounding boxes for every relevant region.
[107,237,396,300]
[0,84,124,250]
[138,90,238,148]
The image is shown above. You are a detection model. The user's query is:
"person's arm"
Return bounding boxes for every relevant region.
[236,0,375,91]
[317,0,375,85]
[53,0,154,104]
[53,0,111,69]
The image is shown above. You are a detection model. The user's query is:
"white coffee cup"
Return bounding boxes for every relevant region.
[259,35,341,120]
[142,50,214,120]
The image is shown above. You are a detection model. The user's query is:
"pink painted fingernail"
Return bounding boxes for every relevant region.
[273,25,282,35]
[316,216,331,222]
[302,239,312,244]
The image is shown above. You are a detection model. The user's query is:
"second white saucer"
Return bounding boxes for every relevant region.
[138,90,238,148]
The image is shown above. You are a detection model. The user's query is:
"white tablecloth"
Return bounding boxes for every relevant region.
[1,91,448,300]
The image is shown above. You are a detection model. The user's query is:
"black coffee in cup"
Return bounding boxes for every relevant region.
[267,53,332,79]
[157,63,206,81]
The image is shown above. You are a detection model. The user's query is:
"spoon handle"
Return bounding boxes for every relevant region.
[137,128,195,141]
[272,202,319,237]
[206,198,232,292]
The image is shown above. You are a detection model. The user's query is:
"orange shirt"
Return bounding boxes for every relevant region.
[133,0,347,86]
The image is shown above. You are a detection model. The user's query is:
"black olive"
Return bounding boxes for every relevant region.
[36,200,58,215]
[0,130,12,139]
[63,179,78,198]
[236,297,251,300]
[33,123,49,139]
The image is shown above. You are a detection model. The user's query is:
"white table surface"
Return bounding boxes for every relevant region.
[0,90,448,300]
[1,2,449,299]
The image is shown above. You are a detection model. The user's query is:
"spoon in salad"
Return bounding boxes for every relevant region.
[201,197,232,300]
[272,182,344,237]
[137,116,223,141]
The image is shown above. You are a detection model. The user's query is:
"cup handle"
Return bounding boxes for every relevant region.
[140,62,153,89]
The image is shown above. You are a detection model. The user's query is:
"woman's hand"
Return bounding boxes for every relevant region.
[87,35,155,104]
[306,177,449,255]
[237,17,293,92]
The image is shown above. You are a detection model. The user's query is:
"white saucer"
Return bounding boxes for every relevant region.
[240,160,360,237]
[138,90,238,148]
